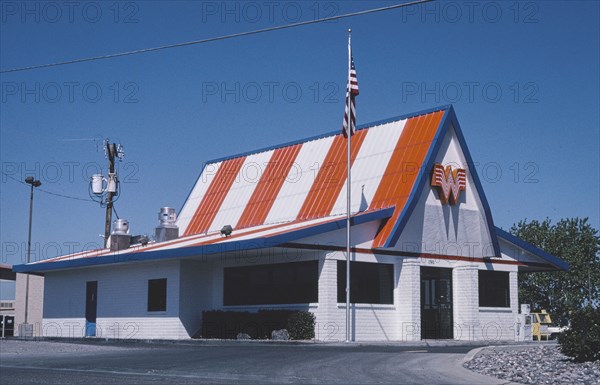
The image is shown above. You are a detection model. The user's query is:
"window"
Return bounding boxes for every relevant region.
[478,270,510,307]
[148,278,167,312]
[224,261,318,306]
[337,261,394,304]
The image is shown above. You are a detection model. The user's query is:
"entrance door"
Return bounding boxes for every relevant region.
[1,315,14,337]
[421,267,453,339]
[85,281,97,337]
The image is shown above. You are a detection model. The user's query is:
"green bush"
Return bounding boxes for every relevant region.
[287,311,315,340]
[200,310,316,340]
[558,306,600,362]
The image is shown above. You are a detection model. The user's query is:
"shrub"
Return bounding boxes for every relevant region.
[558,306,600,362]
[287,311,315,340]
[200,309,301,339]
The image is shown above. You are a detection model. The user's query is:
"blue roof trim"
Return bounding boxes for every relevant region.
[13,207,394,274]
[495,227,569,271]
[206,105,451,165]
[383,106,501,258]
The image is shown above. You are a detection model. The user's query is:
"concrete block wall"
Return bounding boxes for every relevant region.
[453,264,479,341]
[396,258,421,341]
[42,316,189,339]
[38,250,522,341]
[199,249,402,342]
[14,273,44,337]
[475,270,519,342]
[314,251,401,342]
[183,250,321,339]
[42,260,188,339]
[315,255,339,340]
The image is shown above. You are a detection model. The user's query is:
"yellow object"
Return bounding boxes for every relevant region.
[531,309,553,341]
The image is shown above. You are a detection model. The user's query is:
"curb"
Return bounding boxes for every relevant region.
[462,341,557,364]
[4,337,558,350]
[462,345,490,364]
[3,337,500,348]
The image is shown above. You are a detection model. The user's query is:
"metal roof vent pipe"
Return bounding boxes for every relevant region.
[155,207,179,243]
[110,219,131,251]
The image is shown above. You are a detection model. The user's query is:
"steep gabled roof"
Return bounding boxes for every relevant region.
[177,105,500,251]
[177,105,500,254]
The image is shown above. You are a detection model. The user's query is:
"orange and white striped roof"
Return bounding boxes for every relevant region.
[178,107,446,248]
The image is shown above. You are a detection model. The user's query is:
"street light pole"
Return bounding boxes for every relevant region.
[22,176,41,337]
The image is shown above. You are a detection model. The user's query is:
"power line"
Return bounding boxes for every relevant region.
[1,0,433,74]
[37,188,95,202]
[2,171,96,203]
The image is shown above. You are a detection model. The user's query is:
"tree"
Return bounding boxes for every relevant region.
[510,217,600,325]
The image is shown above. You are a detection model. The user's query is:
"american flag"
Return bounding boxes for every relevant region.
[342,51,359,138]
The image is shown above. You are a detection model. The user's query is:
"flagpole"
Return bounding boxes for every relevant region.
[345,28,352,344]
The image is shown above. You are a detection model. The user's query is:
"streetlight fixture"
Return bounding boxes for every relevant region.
[21,176,41,337]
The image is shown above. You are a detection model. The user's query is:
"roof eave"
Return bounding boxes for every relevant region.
[495,226,569,271]
[13,207,395,274]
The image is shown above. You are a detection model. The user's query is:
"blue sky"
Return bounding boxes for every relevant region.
[1,0,599,275]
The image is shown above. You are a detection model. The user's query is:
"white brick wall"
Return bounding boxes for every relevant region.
[396,258,420,341]
[40,248,522,341]
[475,270,519,342]
[42,317,189,339]
[313,251,401,342]
[43,260,188,339]
[453,264,479,341]
[14,273,44,337]
[315,254,338,340]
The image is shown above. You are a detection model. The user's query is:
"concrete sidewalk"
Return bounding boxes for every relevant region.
[6,334,557,348]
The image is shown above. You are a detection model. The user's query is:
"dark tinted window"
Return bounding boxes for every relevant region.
[148,278,167,312]
[337,261,394,304]
[479,270,510,307]
[224,261,318,306]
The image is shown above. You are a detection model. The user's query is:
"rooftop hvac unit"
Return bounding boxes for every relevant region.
[110,219,131,251]
[155,207,178,243]
[158,207,177,226]
[112,219,129,235]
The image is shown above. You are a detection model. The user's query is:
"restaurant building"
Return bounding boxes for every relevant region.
[14,105,567,341]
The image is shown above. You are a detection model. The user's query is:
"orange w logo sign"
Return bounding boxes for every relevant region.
[431,164,466,205]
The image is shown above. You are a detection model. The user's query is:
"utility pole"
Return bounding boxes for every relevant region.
[89,139,123,248]
[103,142,116,248]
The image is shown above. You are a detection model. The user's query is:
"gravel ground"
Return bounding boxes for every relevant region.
[464,344,600,385]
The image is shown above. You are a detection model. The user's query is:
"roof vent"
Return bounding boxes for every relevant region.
[110,219,131,251]
[155,207,178,243]
[113,219,129,235]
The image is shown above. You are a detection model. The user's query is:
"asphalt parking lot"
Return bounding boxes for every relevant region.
[0,339,510,385]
